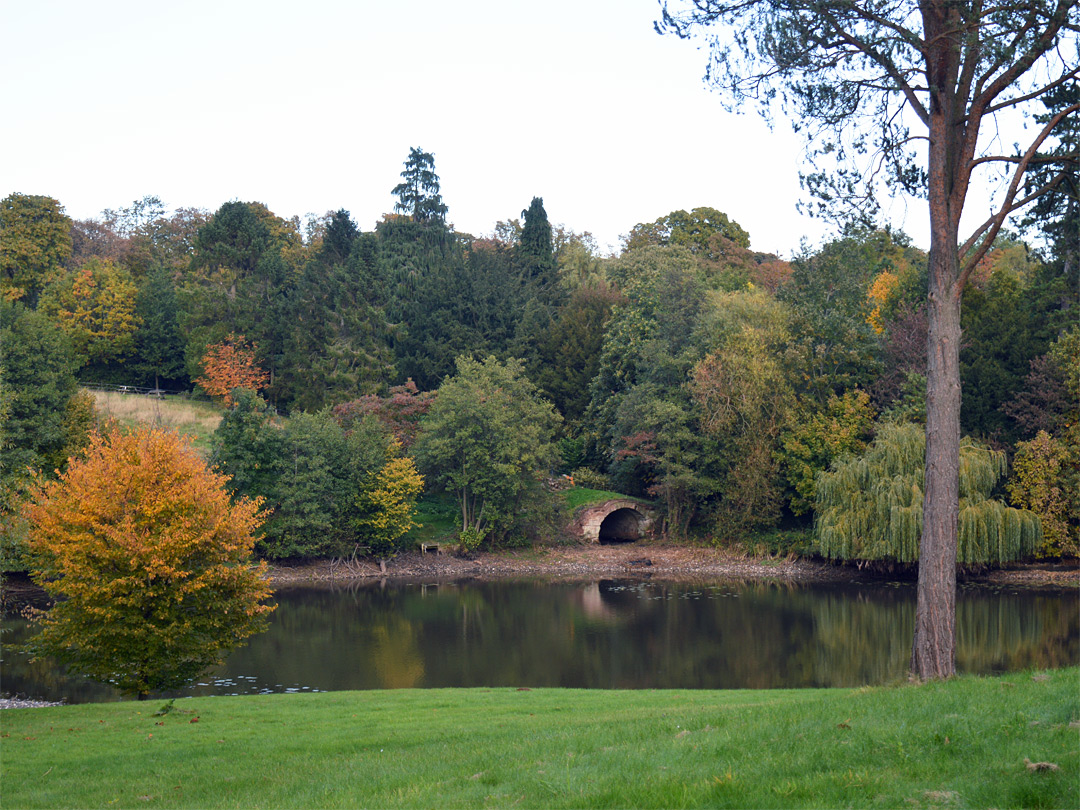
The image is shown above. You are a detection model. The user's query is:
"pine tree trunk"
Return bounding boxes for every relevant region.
[911,252,961,679]
[911,0,965,680]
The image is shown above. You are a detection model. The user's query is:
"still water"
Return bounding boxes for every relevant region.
[3,578,1077,703]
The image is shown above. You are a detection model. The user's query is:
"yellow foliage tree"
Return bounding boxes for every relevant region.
[1008,431,1077,558]
[38,258,140,365]
[866,270,900,334]
[354,442,424,568]
[24,427,274,699]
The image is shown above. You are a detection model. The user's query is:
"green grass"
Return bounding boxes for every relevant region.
[406,493,461,547]
[88,390,223,457]
[563,487,647,510]
[4,669,1076,809]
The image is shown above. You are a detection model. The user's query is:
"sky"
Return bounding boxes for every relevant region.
[3,0,934,257]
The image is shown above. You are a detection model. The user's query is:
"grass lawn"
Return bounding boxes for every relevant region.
[3,669,1076,809]
[88,390,223,457]
[563,487,649,510]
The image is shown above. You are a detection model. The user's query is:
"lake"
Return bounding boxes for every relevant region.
[2,578,1076,703]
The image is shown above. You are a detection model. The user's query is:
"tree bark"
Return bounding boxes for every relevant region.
[911,244,961,679]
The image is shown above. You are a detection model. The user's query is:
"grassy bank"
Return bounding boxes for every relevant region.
[3,669,1076,809]
[87,390,223,457]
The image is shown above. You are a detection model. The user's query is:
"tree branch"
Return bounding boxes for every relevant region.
[958,100,1079,281]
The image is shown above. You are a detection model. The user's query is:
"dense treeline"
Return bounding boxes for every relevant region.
[2,147,1076,565]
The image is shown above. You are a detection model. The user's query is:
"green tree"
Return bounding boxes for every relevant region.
[392,147,448,224]
[413,356,561,547]
[657,0,1078,679]
[816,422,1040,566]
[379,217,496,389]
[0,302,79,479]
[38,258,141,368]
[0,193,72,305]
[133,265,186,389]
[690,296,797,536]
[354,443,425,569]
[779,390,876,517]
[1008,431,1077,558]
[278,217,393,410]
[534,283,621,424]
[185,201,302,400]
[624,207,750,255]
[24,427,274,699]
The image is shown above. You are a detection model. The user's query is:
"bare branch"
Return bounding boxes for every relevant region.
[984,66,1080,114]
[958,100,1079,279]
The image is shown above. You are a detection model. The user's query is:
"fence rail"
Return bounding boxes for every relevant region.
[79,382,211,402]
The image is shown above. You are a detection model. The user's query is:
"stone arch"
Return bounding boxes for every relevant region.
[570,498,655,544]
[598,508,645,543]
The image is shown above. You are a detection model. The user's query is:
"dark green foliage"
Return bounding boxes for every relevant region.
[0,193,72,306]
[133,266,185,389]
[778,230,888,401]
[210,389,286,500]
[534,283,620,423]
[1021,78,1078,285]
[585,247,722,533]
[0,302,79,478]
[610,383,720,537]
[516,196,558,297]
[319,209,360,265]
[211,391,393,559]
[267,412,356,559]
[379,218,512,389]
[278,226,393,411]
[185,201,302,401]
[959,250,1068,442]
[392,147,448,224]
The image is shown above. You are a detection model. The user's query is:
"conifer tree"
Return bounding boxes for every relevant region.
[134,266,185,389]
[392,147,448,224]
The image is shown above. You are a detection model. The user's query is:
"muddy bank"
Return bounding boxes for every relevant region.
[267,542,1080,588]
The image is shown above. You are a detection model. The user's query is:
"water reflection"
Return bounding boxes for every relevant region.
[2,579,1076,703]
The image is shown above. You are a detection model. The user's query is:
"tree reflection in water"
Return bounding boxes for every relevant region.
[3,579,1076,703]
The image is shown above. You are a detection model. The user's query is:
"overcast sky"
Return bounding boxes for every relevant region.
[3,0,936,257]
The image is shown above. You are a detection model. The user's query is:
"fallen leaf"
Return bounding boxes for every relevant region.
[190,717,199,724]
[837,721,851,729]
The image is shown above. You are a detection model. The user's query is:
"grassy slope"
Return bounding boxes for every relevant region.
[88,390,223,457]
[4,669,1077,809]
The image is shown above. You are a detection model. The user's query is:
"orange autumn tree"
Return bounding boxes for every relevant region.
[24,427,274,699]
[196,333,269,405]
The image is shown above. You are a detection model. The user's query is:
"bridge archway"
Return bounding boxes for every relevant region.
[570,498,655,544]
[598,508,646,543]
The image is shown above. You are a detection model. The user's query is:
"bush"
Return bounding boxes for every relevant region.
[570,467,611,490]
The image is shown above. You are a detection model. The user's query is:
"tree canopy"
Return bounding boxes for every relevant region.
[392,147,448,225]
[24,427,274,698]
[657,0,1079,680]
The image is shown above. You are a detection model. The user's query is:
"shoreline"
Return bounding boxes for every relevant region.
[266,541,1080,588]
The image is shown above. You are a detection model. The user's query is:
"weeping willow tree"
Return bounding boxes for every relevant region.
[816,423,1040,566]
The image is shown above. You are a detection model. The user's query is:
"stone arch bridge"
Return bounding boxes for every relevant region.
[569,499,657,543]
